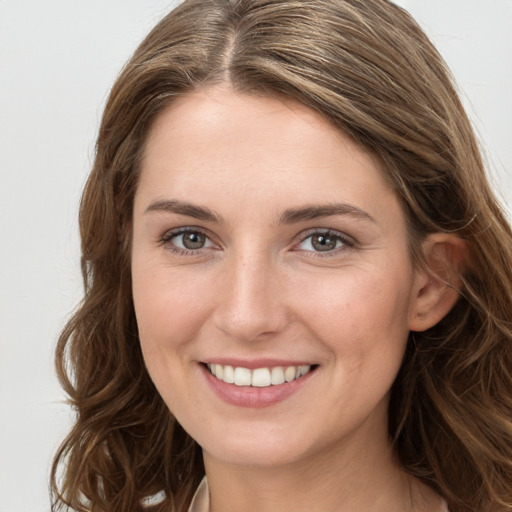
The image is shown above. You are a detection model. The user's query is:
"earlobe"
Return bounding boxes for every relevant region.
[408,233,467,332]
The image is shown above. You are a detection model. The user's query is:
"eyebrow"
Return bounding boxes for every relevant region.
[279,203,376,224]
[145,199,375,225]
[145,199,221,223]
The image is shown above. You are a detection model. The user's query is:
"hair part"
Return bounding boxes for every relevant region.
[51,1,512,511]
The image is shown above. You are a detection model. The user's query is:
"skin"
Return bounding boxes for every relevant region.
[131,86,455,512]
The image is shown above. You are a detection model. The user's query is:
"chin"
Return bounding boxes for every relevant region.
[198,422,312,468]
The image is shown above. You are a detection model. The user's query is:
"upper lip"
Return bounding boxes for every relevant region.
[201,358,317,369]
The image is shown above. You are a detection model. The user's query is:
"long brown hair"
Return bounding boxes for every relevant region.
[51,1,512,511]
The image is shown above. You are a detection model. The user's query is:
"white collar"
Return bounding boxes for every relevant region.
[188,477,209,512]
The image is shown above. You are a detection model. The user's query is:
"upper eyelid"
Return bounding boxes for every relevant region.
[158,226,355,250]
[296,228,355,245]
[158,228,210,250]
[159,227,218,255]
[160,226,215,240]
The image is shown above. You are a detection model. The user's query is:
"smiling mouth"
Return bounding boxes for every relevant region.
[205,363,315,387]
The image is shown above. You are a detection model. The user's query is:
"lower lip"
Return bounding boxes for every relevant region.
[201,365,315,408]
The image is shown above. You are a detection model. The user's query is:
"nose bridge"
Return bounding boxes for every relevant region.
[213,245,287,341]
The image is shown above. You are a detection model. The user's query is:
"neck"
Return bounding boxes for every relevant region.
[202,429,445,512]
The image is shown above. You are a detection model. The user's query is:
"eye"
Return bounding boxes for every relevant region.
[175,231,208,250]
[296,230,352,253]
[160,228,215,254]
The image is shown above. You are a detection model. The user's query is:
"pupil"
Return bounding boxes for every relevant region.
[312,234,336,251]
[183,232,205,249]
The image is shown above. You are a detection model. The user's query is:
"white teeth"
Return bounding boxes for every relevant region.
[234,367,252,386]
[207,363,312,387]
[271,366,285,385]
[214,364,224,380]
[252,368,271,387]
[223,365,235,384]
[284,366,296,382]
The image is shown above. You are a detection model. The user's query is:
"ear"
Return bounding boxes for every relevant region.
[409,233,467,332]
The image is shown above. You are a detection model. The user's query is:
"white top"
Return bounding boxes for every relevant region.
[188,477,209,512]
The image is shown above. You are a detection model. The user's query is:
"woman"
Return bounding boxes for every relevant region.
[51,0,512,511]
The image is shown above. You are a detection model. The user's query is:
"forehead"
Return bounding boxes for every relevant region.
[143,87,349,164]
[136,86,400,228]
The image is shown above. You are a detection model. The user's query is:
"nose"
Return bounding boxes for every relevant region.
[212,249,289,342]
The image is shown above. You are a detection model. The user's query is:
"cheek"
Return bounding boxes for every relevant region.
[295,268,414,366]
[131,266,208,409]
[304,268,412,326]
[132,257,208,340]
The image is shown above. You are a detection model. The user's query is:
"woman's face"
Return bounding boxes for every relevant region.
[131,86,425,469]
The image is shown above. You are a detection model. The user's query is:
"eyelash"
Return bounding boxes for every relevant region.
[294,229,355,257]
[158,227,216,256]
[158,227,355,257]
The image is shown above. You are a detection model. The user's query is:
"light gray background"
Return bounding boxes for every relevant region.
[0,1,510,511]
